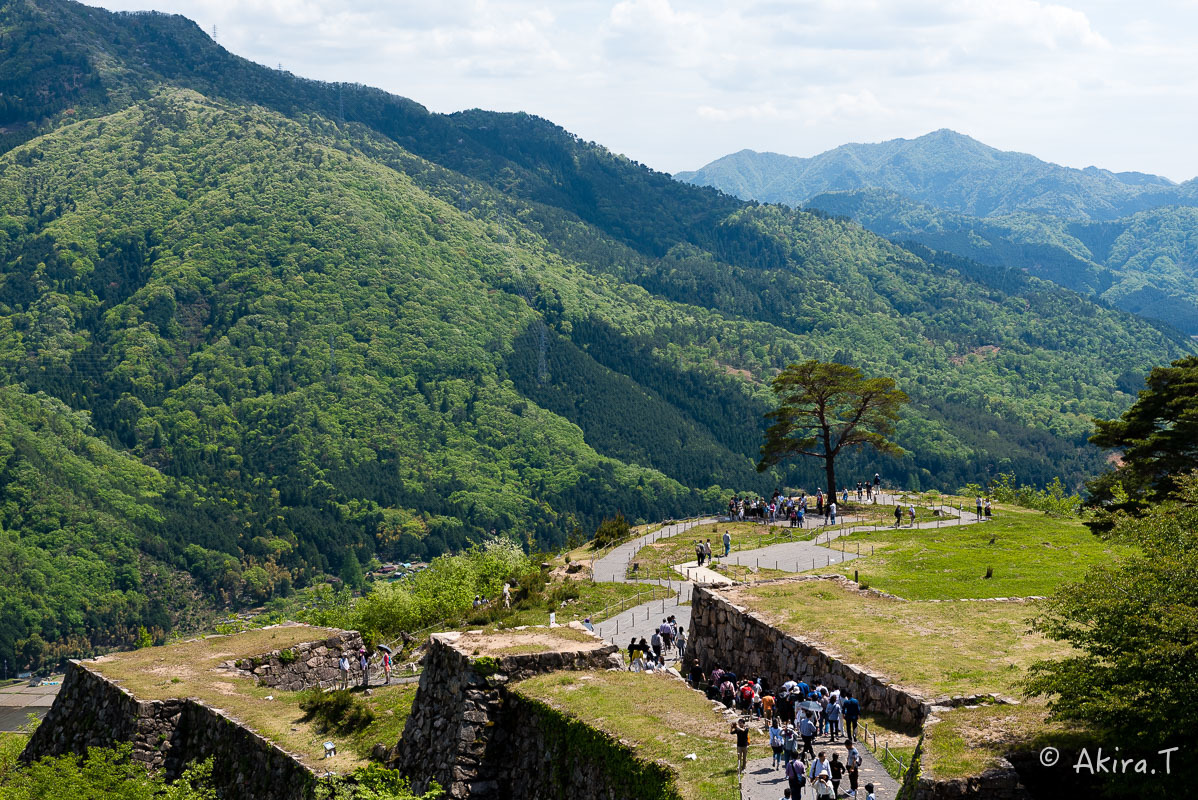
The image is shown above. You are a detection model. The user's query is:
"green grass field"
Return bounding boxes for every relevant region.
[516,670,767,800]
[919,701,1088,780]
[812,505,1132,600]
[728,580,1069,698]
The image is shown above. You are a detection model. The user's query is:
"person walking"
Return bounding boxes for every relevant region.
[908,504,916,526]
[785,751,806,798]
[894,504,902,528]
[782,723,800,766]
[842,691,860,742]
[845,739,863,797]
[650,631,663,664]
[829,752,845,797]
[809,751,831,784]
[381,649,392,684]
[696,539,705,567]
[732,718,750,773]
[799,711,818,760]
[829,501,837,526]
[723,529,731,558]
[770,718,785,769]
[675,629,687,662]
[359,648,370,687]
[826,694,842,739]
[704,539,713,564]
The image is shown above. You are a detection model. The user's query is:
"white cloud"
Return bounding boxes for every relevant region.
[87,0,1198,180]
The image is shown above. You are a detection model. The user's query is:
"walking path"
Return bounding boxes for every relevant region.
[584,497,986,799]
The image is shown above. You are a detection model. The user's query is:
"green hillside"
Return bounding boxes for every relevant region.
[675,129,1198,220]
[0,384,212,673]
[807,190,1198,334]
[0,0,1195,675]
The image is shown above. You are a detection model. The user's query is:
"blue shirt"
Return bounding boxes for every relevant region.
[842,697,860,719]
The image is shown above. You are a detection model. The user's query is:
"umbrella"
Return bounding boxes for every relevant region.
[799,700,822,712]
[376,644,393,654]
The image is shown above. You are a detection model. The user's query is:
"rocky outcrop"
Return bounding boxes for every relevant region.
[223,629,365,690]
[396,632,648,799]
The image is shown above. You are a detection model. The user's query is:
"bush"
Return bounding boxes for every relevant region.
[299,690,375,734]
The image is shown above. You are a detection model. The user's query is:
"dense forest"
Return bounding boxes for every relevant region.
[806,189,1198,334]
[0,0,1194,673]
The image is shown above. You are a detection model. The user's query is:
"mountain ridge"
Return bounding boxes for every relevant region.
[676,129,1197,220]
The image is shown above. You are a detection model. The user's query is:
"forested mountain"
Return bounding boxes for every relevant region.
[805,190,1198,335]
[676,130,1198,220]
[0,0,1194,672]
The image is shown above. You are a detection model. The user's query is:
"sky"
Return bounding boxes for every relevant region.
[90,0,1198,181]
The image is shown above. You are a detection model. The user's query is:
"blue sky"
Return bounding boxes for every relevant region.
[91,0,1198,181]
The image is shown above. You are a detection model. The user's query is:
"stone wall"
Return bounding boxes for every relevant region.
[23,660,321,799]
[395,632,643,799]
[223,629,365,690]
[688,581,935,724]
[497,690,681,800]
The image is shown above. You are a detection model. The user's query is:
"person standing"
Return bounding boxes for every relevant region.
[704,539,713,564]
[502,582,512,608]
[696,540,704,567]
[650,631,663,664]
[894,504,902,527]
[976,496,983,520]
[908,504,916,526]
[338,652,350,691]
[382,649,392,684]
[984,498,992,518]
[359,648,369,687]
[723,529,731,558]
[732,718,750,773]
[829,501,837,526]
[675,629,687,662]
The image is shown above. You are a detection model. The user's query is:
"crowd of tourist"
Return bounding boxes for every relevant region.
[626,615,686,671]
[692,663,874,798]
[726,474,884,529]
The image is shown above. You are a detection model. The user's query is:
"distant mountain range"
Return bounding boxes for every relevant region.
[677,131,1198,333]
[676,130,1198,220]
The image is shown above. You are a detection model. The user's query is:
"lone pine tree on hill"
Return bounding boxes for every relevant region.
[757,360,909,499]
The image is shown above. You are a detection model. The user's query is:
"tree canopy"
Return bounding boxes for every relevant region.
[757,361,908,498]
[1027,471,1198,789]
[1087,355,1198,515]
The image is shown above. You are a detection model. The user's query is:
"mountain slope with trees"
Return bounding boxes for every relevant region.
[0,0,1195,673]
[805,190,1198,334]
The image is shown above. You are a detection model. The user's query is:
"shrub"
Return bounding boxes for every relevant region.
[299,690,375,733]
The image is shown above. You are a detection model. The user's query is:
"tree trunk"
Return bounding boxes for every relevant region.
[824,457,837,503]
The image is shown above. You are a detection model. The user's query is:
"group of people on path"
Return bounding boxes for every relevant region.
[627,615,686,670]
[695,531,732,566]
[337,646,393,690]
[727,475,885,530]
[691,664,873,799]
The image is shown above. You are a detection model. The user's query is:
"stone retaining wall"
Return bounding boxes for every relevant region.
[224,629,365,690]
[23,658,322,799]
[395,632,638,798]
[688,582,934,724]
